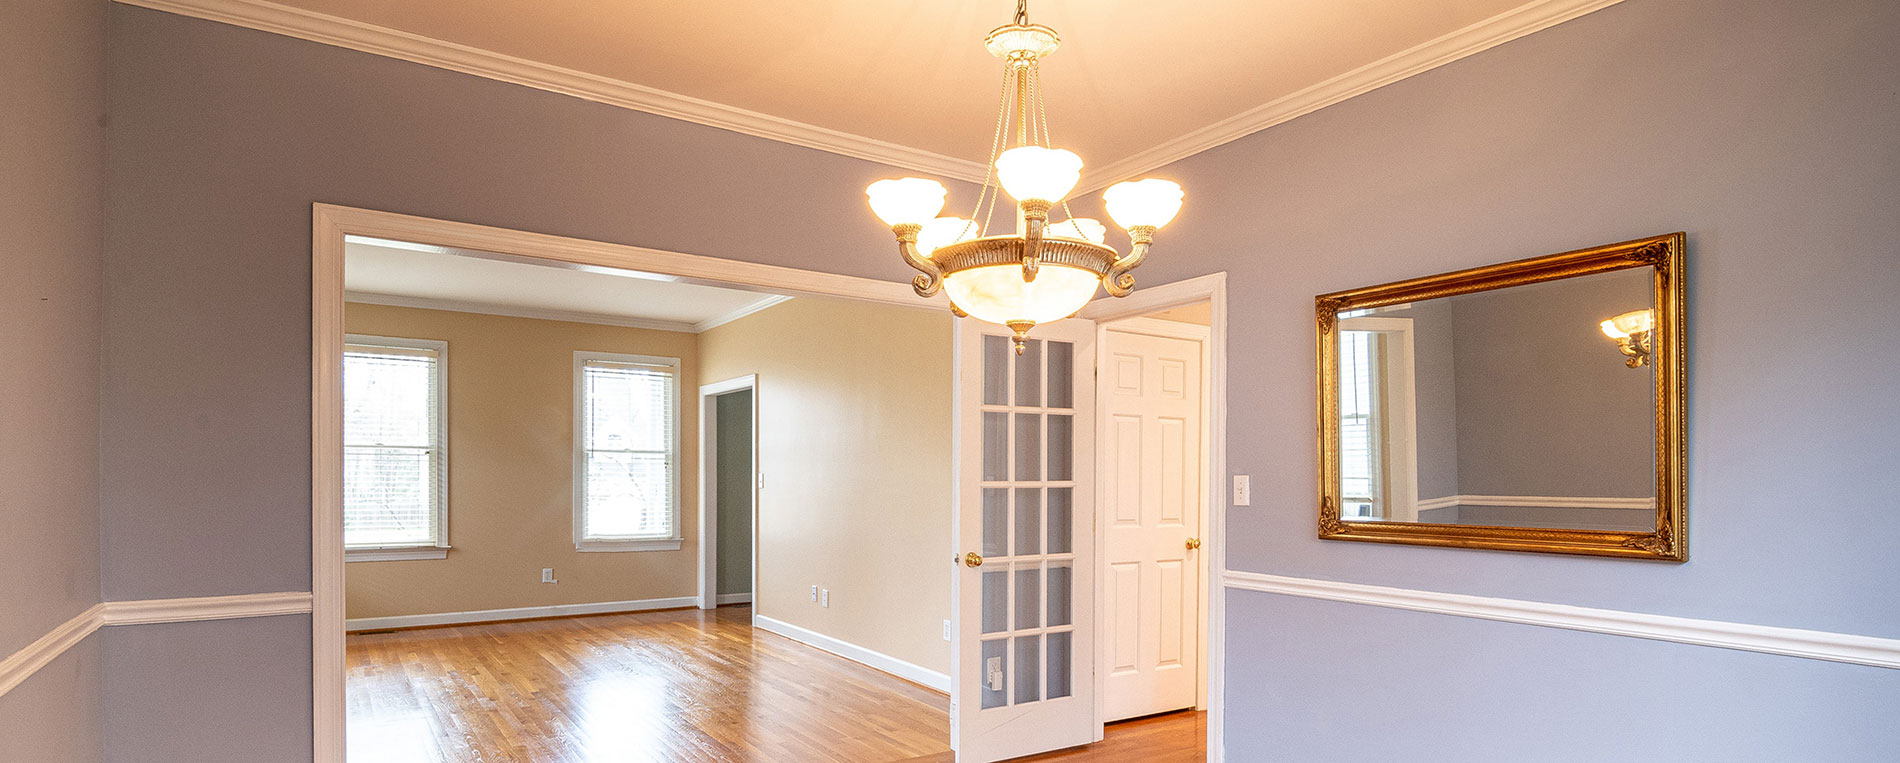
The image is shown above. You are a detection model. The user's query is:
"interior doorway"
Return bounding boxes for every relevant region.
[698,376,758,610]
[1097,308,1212,722]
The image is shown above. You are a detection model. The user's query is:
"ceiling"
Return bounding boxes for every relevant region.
[344,239,787,332]
[238,0,1589,182]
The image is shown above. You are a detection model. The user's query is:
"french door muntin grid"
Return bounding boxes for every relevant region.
[978,335,1078,711]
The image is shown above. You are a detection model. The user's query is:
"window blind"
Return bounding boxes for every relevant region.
[343,343,442,548]
[580,359,676,540]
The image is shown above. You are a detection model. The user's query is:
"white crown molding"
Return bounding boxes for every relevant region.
[345,596,698,632]
[752,614,950,693]
[1414,494,1656,512]
[0,604,106,697]
[1077,0,1627,192]
[113,0,987,182]
[1,593,315,699]
[1224,571,1900,671]
[345,291,703,333]
[695,295,793,332]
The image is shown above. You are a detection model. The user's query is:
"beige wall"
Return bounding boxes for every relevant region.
[343,303,700,619]
[699,298,955,674]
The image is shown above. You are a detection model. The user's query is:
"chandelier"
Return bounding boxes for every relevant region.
[865,0,1185,353]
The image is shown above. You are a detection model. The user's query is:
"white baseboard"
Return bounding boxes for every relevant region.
[346,596,697,631]
[716,593,753,606]
[1224,571,1900,670]
[752,614,949,692]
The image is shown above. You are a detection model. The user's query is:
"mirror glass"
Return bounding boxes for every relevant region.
[1333,268,1656,532]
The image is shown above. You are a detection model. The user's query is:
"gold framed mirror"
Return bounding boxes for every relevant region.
[1315,233,1686,560]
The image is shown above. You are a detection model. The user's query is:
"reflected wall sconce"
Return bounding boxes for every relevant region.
[1599,309,1655,368]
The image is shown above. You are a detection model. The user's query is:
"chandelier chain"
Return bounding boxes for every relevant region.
[1014,0,1029,26]
[973,63,1015,237]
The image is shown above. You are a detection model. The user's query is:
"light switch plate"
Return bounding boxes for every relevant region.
[1233,475,1251,506]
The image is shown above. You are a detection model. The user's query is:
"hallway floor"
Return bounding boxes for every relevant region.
[346,605,1204,762]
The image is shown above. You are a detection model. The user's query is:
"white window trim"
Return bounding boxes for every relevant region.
[573,350,684,552]
[343,334,451,561]
[1337,316,1419,522]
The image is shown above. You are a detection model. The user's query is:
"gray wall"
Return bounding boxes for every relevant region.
[0,639,102,762]
[1449,267,1654,497]
[1129,0,1900,758]
[89,0,1900,760]
[715,389,753,596]
[2,0,104,758]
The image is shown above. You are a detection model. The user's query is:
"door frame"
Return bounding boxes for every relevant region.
[311,203,945,763]
[1078,273,1228,762]
[697,375,759,610]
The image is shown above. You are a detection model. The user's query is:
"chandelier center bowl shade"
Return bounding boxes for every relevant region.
[865,0,1186,352]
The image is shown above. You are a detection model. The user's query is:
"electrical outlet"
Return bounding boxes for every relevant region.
[1233,474,1252,507]
[821,588,830,608]
[541,568,556,584]
[943,619,951,641]
[810,585,819,602]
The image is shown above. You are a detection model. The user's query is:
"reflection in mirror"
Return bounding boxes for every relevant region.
[1335,268,1656,532]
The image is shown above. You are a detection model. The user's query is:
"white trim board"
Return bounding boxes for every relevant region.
[1415,494,1657,512]
[1075,0,1627,191]
[716,593,753,606]
[1223,572,1900,671]
[113,0,1622,193]
[345,596,697,632]
[1,592,315,699]
[113,0,987,183]
[0,604,105,697]
[752,615,950,693]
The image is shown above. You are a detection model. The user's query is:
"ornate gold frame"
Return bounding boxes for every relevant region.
[1315,233,1687,561]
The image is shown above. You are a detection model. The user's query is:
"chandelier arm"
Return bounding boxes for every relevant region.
[892,226,943,297]
[1103,226,1157,297]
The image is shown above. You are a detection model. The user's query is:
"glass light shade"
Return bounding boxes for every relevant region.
[1046,217,1106,244]
[866,177,949,227]
[1102,178,1185,229]
[943,263,1100,325]
[916,216,978,258]
[994,146,1083,203]
[1599,309,1655,339]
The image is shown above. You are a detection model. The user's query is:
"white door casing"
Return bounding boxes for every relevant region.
[1099,320,1205,722]
[952,318,1097,762]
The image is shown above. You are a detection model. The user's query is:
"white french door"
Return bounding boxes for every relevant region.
[1099,321,1206,721]
[951,318,1097,762]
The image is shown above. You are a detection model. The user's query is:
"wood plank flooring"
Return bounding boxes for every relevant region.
[347,605,1203,762]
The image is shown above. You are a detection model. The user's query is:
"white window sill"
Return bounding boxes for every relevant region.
[575,538,683,553]
[346,546,450,562]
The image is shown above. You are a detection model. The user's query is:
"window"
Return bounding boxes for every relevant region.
[1338,329,1383,520]
[574,352,682,551]
[343,335,448,561]
[1337,315,1420,522]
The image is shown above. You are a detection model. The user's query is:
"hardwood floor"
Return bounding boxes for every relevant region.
[346,605,1204,762]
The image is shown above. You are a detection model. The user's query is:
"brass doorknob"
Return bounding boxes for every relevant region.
[1186,537,1202,550]
[963,552,984,567]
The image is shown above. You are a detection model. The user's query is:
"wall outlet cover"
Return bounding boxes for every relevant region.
[1233,474,1252,506]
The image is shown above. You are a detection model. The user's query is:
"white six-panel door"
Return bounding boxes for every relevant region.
[1099,320,1205,722]
[952,318,1097,762]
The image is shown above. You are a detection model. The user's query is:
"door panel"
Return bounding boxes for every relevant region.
[953,321,1096,762]
[1100,325,1205,722]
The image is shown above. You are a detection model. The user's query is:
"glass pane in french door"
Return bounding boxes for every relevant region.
[976,335,1079,710]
